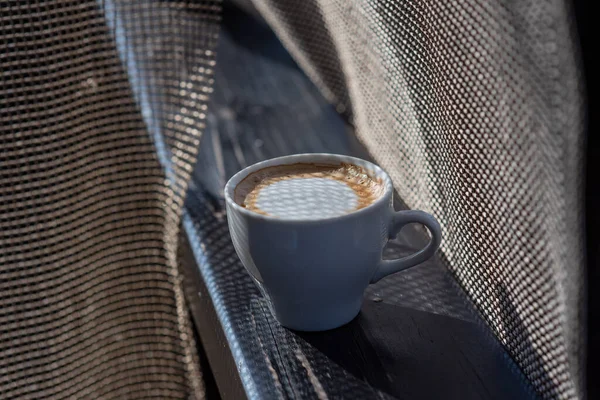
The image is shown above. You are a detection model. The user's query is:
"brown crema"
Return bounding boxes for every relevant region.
[234,162,385,216]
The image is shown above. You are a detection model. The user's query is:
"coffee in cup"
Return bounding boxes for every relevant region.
[234,162,385,220]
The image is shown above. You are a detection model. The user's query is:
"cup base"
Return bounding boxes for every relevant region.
[272,298,363,332]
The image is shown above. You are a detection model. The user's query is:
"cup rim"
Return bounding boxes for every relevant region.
[224,153,393,224]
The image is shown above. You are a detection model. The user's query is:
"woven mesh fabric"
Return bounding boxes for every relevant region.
[1,1,219,399]
[247,0,586,398]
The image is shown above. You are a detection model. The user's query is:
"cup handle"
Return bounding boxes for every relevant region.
[370,210,442,283]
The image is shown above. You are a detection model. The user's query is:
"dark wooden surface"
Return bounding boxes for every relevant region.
[181,5,538,399]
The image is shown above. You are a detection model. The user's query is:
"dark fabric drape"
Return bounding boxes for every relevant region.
[243,1,586,398]
[0,1,220,398]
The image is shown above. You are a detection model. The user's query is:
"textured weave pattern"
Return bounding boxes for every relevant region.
[248,0,586,398]
[0,1,219,399]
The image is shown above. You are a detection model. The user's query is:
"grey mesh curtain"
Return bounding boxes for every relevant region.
[245,0,585,399]
[0,0,586,400]
[1,1,219,399]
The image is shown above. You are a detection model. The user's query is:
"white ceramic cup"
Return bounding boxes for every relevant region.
[225,154,442,331]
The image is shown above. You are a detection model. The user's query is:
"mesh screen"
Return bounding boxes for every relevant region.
[248,0,586,398]
[1,1,219,399]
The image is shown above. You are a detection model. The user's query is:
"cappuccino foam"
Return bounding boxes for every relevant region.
[234,162,384,219]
